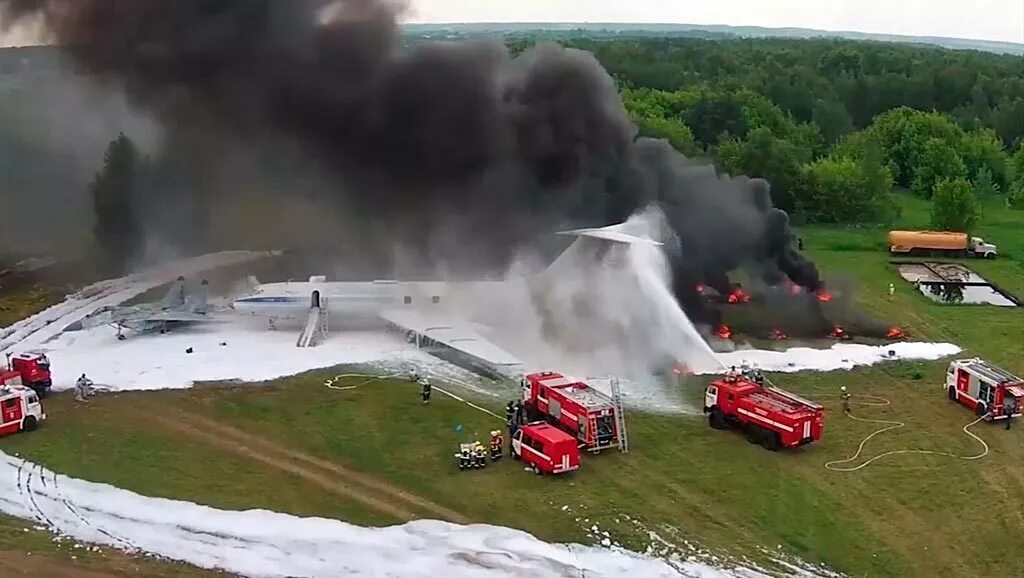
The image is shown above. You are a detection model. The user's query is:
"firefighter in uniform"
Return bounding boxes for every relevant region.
[1004,395,1017,430]
[473,442,487,468]
[840,386,852,413]
[456,444,471,470]
[419,377,431,404]
[74,374,93,403]
[489,430,503,461]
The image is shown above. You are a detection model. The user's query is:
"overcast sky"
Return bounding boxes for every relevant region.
[406,0,1024,44]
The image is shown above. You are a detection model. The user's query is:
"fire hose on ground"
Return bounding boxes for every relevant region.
[322,372,505,421]
[824,394,989,472]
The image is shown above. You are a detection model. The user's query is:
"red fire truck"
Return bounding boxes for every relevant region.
[521,372,624,452]
[703,371,825,451]
[945,358,1024,421]
[511,422,581,475]
[0,384,46,437]
[2,352,53,398]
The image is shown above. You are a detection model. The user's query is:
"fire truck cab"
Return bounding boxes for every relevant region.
[4,352,53,398]
[704,370,825,451]
[511,422,581,475]
[945,358,1024,421]
[0,385,46,437]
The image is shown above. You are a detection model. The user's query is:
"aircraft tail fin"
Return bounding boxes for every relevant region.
[161,277,187,309]
[555,226,663,246]
[186,279,210,314]
[544,223,663,275]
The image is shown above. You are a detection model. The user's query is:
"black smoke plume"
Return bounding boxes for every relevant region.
[0,0,821,327]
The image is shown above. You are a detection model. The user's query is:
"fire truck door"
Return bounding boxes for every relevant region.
[548,399,562,420]
[956,369,970,394]
[1,398,22,425]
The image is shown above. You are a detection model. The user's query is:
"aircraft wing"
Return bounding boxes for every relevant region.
[378,309,525,377]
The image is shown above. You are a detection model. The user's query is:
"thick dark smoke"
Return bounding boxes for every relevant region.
[0,0,821,325]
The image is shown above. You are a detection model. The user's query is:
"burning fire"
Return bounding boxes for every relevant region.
[695,283,705,295]
[715,324,733,340]
[829,325,850,340]
[817,291,834,303]
[726,287,751,304]
[886,327,905,340]
[769,329,788,340]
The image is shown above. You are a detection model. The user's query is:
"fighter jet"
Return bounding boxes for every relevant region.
[77,276,230,340]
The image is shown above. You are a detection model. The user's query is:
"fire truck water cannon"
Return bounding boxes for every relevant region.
[521,372,628,454]
[946,358,1024,422]
[1,352,53,399]
[703,371,825,451]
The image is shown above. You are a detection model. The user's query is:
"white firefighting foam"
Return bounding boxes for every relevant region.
[703,342,962,375]
[0,453,746,578]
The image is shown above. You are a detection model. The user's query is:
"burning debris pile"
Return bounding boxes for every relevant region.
[0,0,880,345]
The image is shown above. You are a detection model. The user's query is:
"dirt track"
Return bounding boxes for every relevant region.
[136,402,471,524]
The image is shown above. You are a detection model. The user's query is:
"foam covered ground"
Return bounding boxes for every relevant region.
[704,342,962,374]
[0,453,745,578]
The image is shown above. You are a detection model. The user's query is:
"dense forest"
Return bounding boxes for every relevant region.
[511,36,1024,226]
[2,35,1024,262]
[596,37,1024,223]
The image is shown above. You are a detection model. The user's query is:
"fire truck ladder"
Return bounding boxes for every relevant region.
[297,297,329,348]
[610,376,629,453]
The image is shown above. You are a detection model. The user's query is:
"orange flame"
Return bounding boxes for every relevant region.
[886,327,905,340]
[830,325,849,339]
[817,291,833,303]
[727,288,750,304]
[695,283,705,294]
[715,324,733,340]
[769,329,788,340]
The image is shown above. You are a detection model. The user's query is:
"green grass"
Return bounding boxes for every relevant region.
[0,191,1021,577]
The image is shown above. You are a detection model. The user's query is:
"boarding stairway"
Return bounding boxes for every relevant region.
[297,298,329,348]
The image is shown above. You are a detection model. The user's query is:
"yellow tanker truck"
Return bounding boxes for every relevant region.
[888,231,998,258]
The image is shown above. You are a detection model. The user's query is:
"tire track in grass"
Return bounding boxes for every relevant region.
[132,401,471,525]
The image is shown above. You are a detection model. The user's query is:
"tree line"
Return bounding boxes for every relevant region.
[507,36,1024,230]
[77,36,1024,273]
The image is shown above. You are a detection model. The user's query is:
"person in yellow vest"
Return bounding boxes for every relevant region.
[489,430,503,461]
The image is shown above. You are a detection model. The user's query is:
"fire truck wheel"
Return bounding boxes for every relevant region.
[947,387,957,401]
[760,430,780,452]
[22,416,37,432]
[744,425,760,444]
[708,409,727,430]
[975,402,988,417]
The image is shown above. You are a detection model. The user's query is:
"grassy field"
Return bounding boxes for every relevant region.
[0,193,1021,577]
